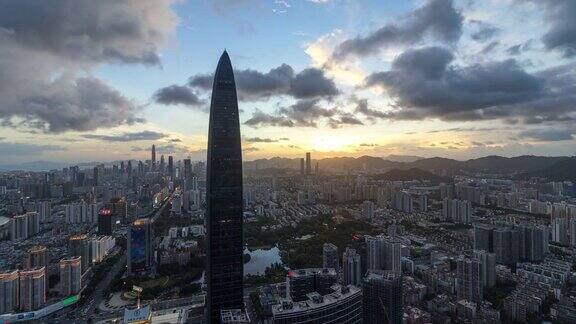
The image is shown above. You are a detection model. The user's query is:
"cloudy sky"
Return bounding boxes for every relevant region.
[0,0,575,164]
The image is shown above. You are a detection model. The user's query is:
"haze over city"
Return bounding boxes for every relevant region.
[1,0,575,166]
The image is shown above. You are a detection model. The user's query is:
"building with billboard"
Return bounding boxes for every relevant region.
[128,218,154,275]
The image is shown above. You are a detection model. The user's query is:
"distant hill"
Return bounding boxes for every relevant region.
[384,155,424,163]
[243,155,572,178]
[373,168,449,183]
[463,155,568,174]
[516,157,576,181]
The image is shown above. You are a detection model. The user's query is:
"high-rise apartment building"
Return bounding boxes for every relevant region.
[69,234,91,272]
[456,256,483,303]
[59,257,82,296]
[367,235,402,274]
[343,248,362,286]
[0,270,19,314]
[19,267,46,311]
[24,245,47,270]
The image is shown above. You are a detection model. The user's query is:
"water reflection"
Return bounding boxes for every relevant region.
[243,245,282,276]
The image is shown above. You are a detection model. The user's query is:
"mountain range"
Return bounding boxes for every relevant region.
[245,155,575,180]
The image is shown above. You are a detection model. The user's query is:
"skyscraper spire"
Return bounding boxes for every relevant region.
[205,51,244,323]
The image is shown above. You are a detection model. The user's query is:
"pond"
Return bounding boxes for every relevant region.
[243,245,282,276]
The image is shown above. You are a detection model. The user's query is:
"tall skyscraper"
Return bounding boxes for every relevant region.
[305,152,311,175]
[300,158,305,176]
[151,144,156,170]
[168,156,174,178]
[128,218,154,275]
[322,243,339,273]
[363,270,403,324]
[206,51,244,323]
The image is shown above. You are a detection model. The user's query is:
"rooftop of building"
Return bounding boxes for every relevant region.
[287,268,336,279]
[273,284,361,315]
[220,309,250,323]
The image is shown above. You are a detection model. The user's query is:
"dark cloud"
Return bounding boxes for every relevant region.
[244,110,296,128]
[0,0,178,133]
[1,77,143,133]
[82,131,168,142]
[480,41,500,55]
[332,0,463,60]
[153,85,204,107]
[359,143,379,147]
[506,40,532,56]
[519,128,575,141]
[244,99,350,128]
[525,0,576,57]
[364,46,576,123]
[327,114,364,128]
[289,68,339,99]
[470,21,500,42]
[187,64,338,101]
[353,98,387,119]
[168,138,182,142]
[243,147,260,152]
[0,0,176,65]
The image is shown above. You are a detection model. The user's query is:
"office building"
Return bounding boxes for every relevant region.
[168,155,174,178]
[363,270,403,324]
[300,158,305,176]
[97,208,115,236]
[272,284,362,324]
[305,152,311,175]
[59,257,82,296]
[205,51,244,322]
[19,267,46,311]
[151,144,156,170]
[343,248,362,286]
[286,268,338,302]
[322,243,339,273]
[0,270,19,314]
[128,218,154,274]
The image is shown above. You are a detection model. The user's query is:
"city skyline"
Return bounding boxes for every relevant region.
[1,0,576,165]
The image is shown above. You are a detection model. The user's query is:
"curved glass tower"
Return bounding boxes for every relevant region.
[205,51,244,323]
